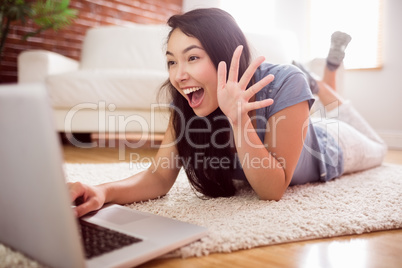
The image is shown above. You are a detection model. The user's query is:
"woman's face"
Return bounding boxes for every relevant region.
[166,28,219,117]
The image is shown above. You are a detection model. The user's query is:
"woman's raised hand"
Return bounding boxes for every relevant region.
[217,45,274,126]
[68,182,106,217]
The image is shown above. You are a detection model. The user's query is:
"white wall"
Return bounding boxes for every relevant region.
[182,0,402,148]
[343,0,402,149]
[275,0,402,149]
[182,0,220,11]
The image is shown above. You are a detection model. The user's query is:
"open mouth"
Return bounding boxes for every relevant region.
[183,87,205,108]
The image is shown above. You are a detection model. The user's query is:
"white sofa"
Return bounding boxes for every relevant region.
[18,24,171,136]
[18,24,340,137]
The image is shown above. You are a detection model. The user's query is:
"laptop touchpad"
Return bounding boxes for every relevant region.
[93,206,149,225]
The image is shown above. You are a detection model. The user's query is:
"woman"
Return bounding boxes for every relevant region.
[69,8,387,217]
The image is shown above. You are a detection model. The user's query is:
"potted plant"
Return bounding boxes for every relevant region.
[0,0,77,66]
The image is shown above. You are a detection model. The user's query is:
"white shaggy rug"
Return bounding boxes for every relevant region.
[1,163,402,267]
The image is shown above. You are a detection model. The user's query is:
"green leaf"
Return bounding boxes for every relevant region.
[29,0,77,31]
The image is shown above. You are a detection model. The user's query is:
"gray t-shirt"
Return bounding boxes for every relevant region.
[235,62,344,185]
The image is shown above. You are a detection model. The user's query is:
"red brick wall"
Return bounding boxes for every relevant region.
[0,0,182,83]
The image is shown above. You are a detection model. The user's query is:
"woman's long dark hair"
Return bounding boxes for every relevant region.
[162,8,252,197]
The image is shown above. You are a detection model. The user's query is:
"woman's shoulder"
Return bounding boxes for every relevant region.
[256,62,302,79]
[254,61,314,115]
[255,62,306,91]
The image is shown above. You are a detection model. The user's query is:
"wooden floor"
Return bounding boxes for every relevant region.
[63,145,402,268]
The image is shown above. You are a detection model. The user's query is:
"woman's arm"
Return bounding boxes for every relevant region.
[217,45,309,200]
[69,121,181,217]
[231,101,309,200]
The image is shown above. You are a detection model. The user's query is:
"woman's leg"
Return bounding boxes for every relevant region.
[322,67,337,91]
[317,31,351,110]
[326,31,352,72]
[325,102,387,174]
[316,31,385,145]
[316,82,387,174]
[293,31,351,96]
[315,80,344,112]
[297,32,387,174]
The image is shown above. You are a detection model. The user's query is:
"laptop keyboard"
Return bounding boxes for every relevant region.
[79,219,142,259]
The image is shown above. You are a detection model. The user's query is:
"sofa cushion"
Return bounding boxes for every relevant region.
[46,69,169,109]
[80,24,170,71]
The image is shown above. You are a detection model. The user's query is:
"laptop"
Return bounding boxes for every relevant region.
[0,83,207,268]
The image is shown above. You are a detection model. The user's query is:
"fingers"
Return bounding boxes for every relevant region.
[246,98,274,112]
[220,45,275,115]
[217,61,227,91]
[68,182,102,218]
[239,56,266,90]
[244,74,275,101]
[244,74,274,112]
[227,45,243,83]
[227,45,266,91]
[68,182,85,203]
[75,197,101,218]
[68,182,87,217]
